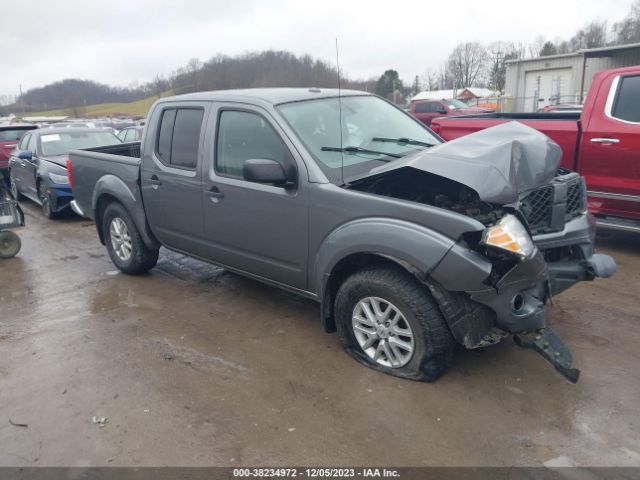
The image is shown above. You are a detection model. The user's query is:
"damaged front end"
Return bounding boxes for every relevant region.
[345,122,616,383]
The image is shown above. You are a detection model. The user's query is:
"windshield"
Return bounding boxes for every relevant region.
[40,131,121,156]
[0,129,33,142]
[443,99,469,110]
[278,95,440,183]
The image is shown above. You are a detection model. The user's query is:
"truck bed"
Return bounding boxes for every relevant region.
[69,142,142,221]
[430,114,580,170]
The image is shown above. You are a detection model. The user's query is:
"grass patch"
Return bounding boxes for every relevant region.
[27,91,175,118]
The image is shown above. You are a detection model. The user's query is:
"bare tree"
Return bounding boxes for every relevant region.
[613,0,640,44]
[437,62,454,89]
[151,75,169,98]
[569,21,608,50]
[420,68,439,91]
[447,42,490,89]
[528,36,546,58]
[185,58,203,93]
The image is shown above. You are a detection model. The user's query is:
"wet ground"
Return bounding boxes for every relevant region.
[0,201,639,467]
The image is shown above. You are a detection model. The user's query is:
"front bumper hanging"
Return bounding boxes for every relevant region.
[514,328,580,383]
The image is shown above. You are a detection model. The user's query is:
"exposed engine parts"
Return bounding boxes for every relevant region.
[346,168,505,226]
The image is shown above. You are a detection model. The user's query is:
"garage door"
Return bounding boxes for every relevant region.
[524,68,573,112]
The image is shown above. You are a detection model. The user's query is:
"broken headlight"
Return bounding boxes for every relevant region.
[481,214,535,260]
[48,173,69,185]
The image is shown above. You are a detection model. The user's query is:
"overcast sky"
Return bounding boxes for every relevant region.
[1,0,636,97]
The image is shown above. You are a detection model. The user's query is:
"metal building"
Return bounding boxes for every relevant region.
[504,43,640,112]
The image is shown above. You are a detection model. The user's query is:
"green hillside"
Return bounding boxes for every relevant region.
[27,91,174,118]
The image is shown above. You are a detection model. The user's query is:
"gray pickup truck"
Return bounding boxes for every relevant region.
[69,89,616,383]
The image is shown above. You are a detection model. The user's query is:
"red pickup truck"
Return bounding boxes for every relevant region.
[409,98,492,126]
[0,124,38,183]
[430,66,640,232]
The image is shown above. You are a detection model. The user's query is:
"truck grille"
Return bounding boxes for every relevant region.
[565,180,586,220]
[519,172,586,235]
[521,185,553,232]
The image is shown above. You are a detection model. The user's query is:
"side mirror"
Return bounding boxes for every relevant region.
[243,159,291,187]
[18,150,33,160]
[437,108,447,114]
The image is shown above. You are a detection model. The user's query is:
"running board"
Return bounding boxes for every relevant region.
[596,217,640,233]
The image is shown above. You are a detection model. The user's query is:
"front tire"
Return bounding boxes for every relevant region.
[335,266,454,382]
[103,202,159,275]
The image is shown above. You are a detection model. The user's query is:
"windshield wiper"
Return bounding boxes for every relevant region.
[320,146,402,159]
[371,137,434,148]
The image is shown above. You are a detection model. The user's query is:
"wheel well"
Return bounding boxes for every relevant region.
[321,253,425,333]
[94,194,121,244]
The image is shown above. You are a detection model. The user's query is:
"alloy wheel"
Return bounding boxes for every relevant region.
[352,296,415,368]
[109,217,133,261]
[38,183,52,217]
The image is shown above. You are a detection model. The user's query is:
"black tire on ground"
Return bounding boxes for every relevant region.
[38,181,57,219]
[335,266,455,382]
[102,202,159,275]
[0,231,21,259]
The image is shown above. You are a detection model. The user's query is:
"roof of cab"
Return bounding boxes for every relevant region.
[158,88,372,106]
[0,124,38,130]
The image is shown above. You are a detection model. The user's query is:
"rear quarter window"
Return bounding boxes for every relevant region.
[157,109,177,163]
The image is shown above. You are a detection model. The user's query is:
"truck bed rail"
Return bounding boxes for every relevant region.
[84,141,141,158]
[443,112,581,121]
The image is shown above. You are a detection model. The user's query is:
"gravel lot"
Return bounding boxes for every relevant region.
[1,201,639,467]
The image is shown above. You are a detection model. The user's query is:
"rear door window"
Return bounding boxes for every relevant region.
[612,75,640,123]
[171,110,204,168]
[155,108,204,169]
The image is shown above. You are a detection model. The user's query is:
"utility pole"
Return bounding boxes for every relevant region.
[491,50,504,92]
[18,83,25,115]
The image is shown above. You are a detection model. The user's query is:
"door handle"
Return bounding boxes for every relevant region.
[149,175,162,187]
[205,186,224,201]
[590,138,620,144]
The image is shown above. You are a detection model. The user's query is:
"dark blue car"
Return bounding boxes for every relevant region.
[8,128,121,219]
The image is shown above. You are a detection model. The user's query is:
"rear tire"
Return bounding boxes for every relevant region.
[0,231,21,258]
[103,202,158,275]
[335,266,454,382]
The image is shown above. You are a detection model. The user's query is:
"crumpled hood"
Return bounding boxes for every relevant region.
[363,121,562,204]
